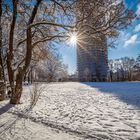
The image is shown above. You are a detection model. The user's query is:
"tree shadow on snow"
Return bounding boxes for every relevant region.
[82,82,140,108]
[0,103,15,115]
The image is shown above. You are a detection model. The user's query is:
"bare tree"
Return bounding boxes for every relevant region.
[75,0,135,41]
[108,57,136,81]
[36,52,68,82]
[0,0,135,104]
[1,0,73,104]
[134,54,140,81]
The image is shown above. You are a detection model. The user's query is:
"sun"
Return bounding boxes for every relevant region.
[67,30,87,47]
[70,34,77,44]
[68,32,78,46]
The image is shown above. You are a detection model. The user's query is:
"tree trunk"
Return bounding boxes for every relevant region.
[31,67,33,84]
[6,0,18,103]
[0,81,5,101]
[0,0,6,101]
[9,0,42,104]
[10,0,42,104]
[10,68,23,104]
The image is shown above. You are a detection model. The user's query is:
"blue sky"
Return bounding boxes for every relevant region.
[59,0,140,74]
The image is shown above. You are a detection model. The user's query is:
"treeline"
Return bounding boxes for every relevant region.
[35,51,68,82]
[108,54,140,81]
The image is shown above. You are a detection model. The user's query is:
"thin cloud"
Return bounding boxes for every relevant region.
[136,3,140,16]
[134,24,140,32]
[119,31,130,40]
[124,34,137,48]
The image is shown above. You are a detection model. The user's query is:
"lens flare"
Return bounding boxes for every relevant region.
[70,34,77,44]
[67,31,78,46]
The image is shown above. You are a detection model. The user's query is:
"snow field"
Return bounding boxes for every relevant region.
[0,82,140,140]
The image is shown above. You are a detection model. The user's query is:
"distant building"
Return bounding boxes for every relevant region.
[77,36,108,82]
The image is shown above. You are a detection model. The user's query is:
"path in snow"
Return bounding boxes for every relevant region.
[0,112,83,140]
[0,82,140,140]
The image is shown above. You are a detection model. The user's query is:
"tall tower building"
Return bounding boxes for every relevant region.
[77,35,108,82]
[76,0,108,82]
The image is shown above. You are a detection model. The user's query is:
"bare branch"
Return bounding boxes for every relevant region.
[28,21,74,30]
[32,35,68,47]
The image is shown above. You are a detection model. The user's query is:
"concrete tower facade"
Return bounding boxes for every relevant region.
[77,36,108,82]
[76,0,108,82]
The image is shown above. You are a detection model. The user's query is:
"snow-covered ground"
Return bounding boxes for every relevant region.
[0,82,140,140]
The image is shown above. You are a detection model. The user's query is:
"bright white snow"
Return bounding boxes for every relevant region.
[0,82,140,140]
